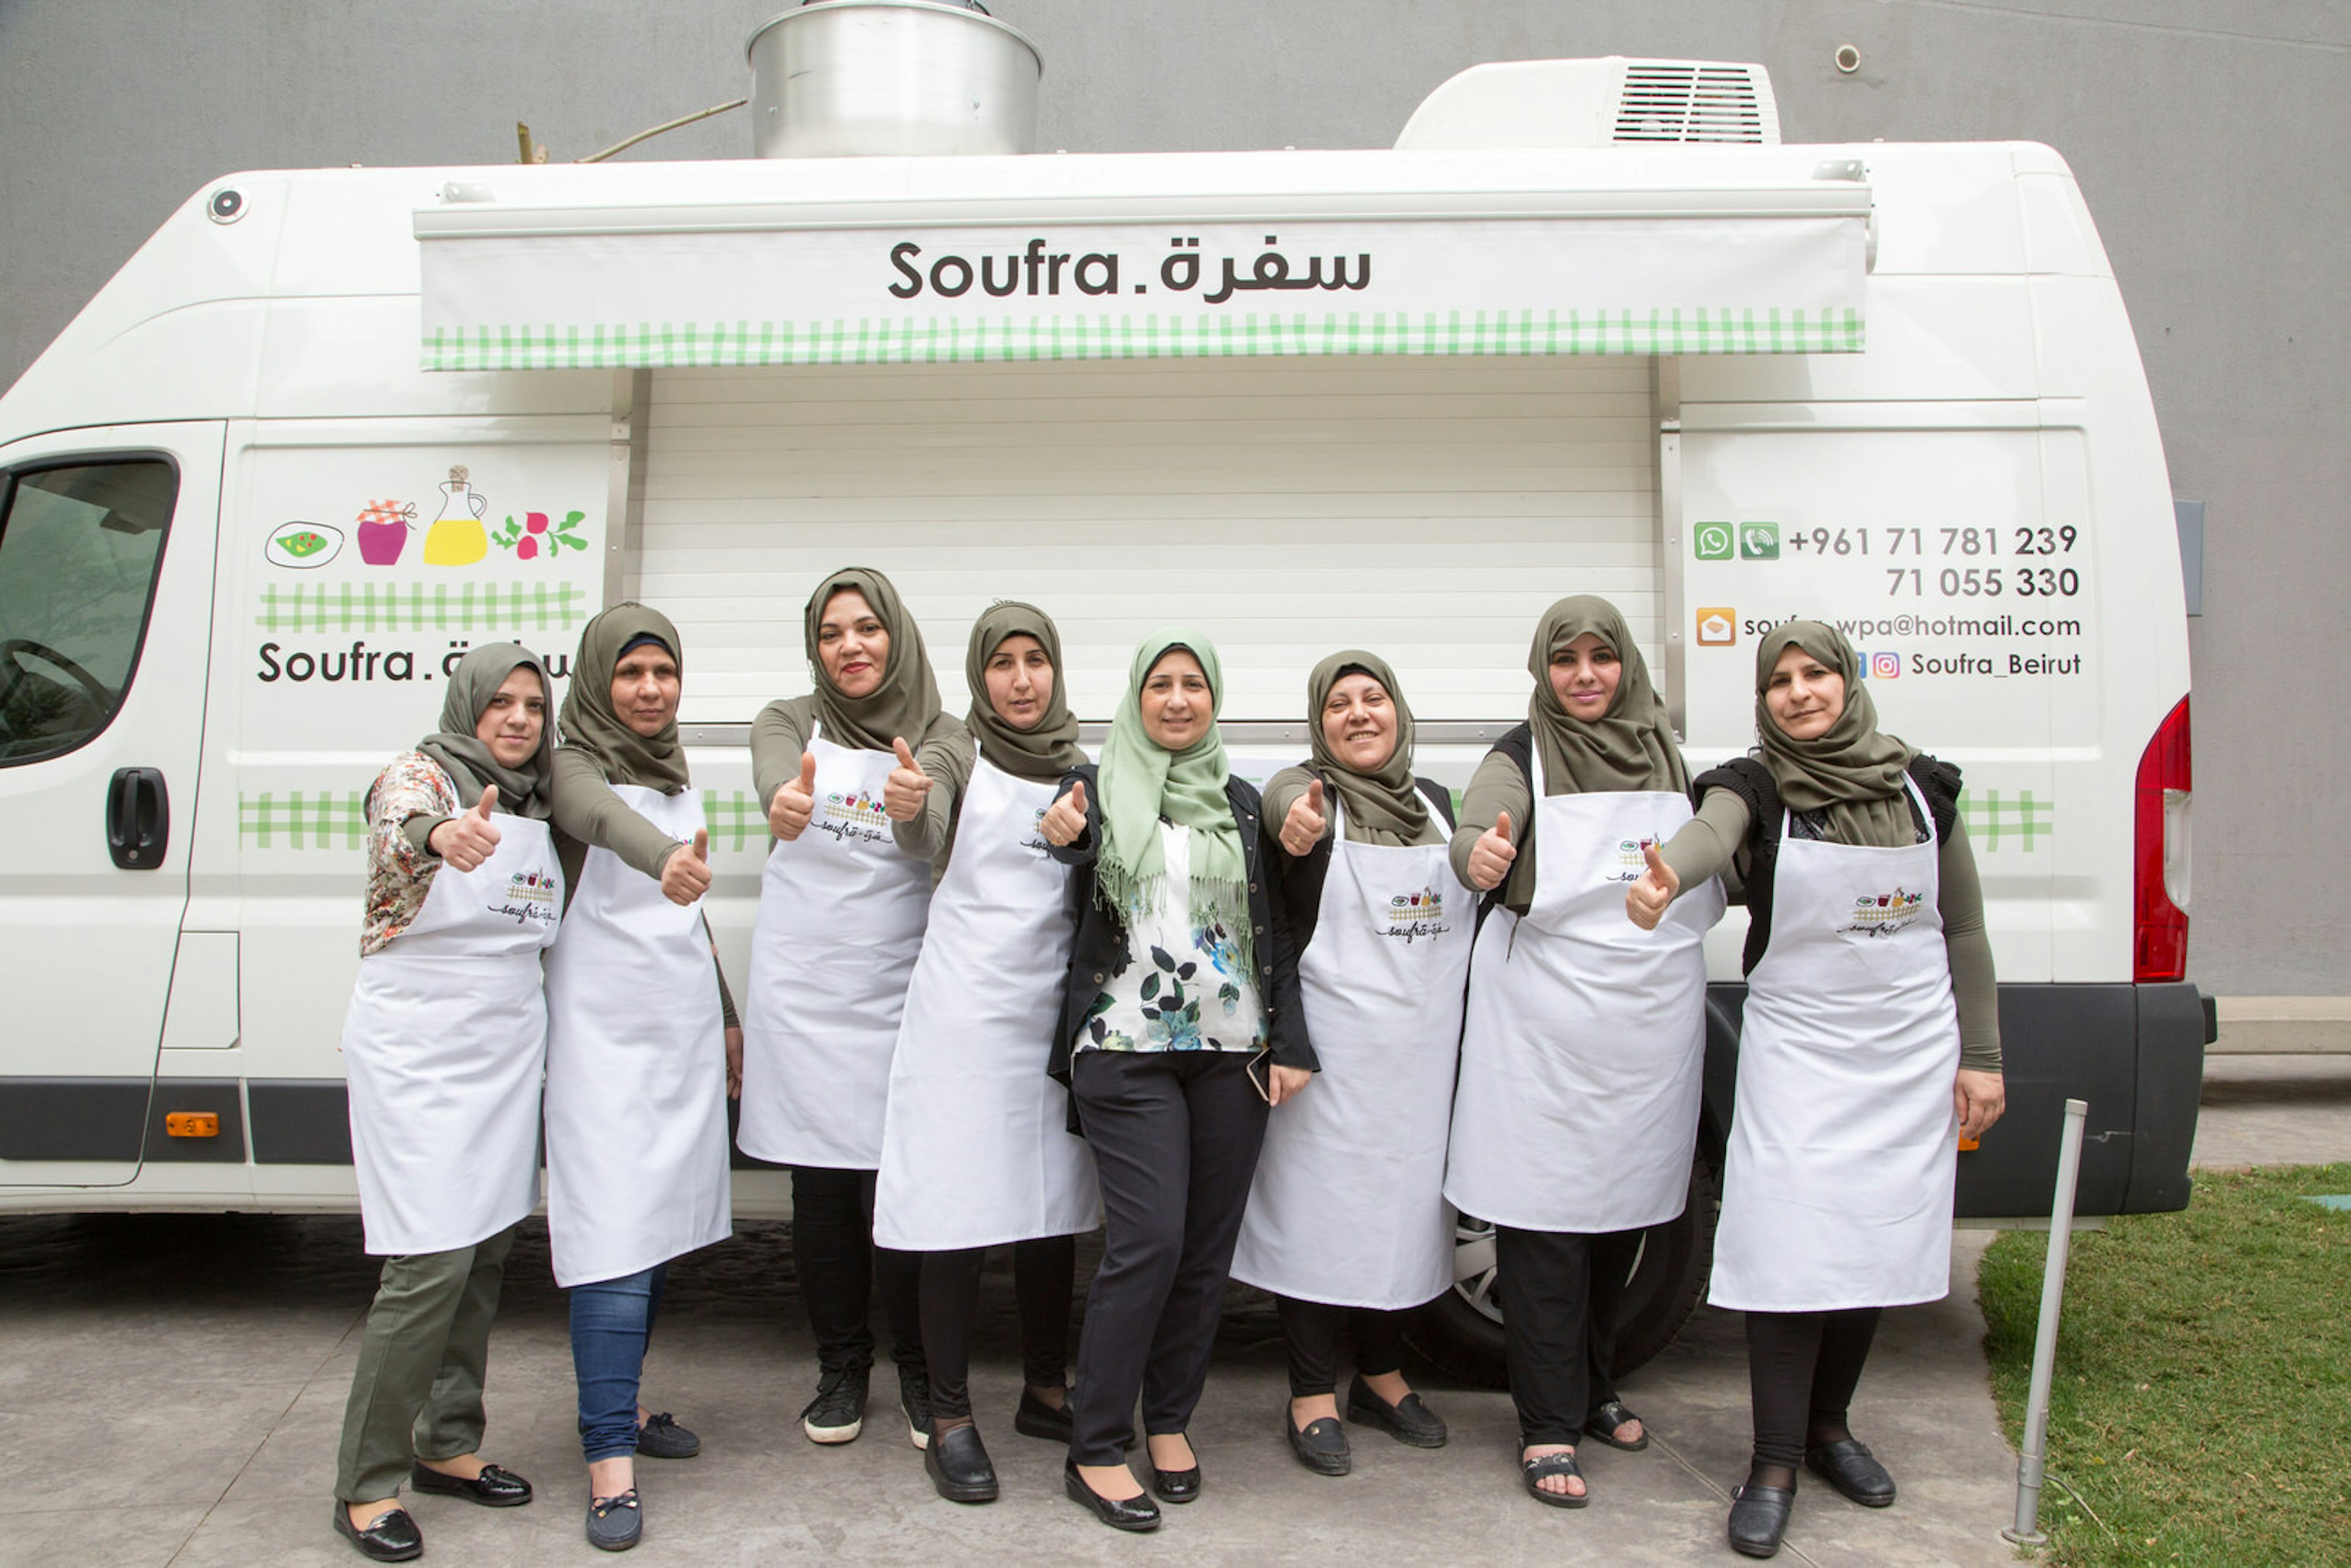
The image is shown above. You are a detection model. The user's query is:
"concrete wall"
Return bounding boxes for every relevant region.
[2,1,2344,992]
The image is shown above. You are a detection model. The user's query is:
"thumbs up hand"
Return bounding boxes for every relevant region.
[661,826,713,906]
[1466,809,1517,891]
[428,784,504,871]
[1625,838,1681,931]
[769,751,818,842]
[883,737,933,823]
[1040,778,1089,847]
[1279,778,1329,857]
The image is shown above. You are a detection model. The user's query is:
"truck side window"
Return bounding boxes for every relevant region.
[0,459,178,764]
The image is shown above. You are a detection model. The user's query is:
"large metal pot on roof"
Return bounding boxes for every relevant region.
[746,0,1042,158]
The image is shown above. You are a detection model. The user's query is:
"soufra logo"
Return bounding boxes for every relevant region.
[1839,886,1928,939]
[1607,835,1660,883]
[817,788,891,846]
[493,868,559,926]
[1381,883,1452,946]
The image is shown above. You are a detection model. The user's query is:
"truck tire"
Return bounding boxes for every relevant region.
[1404,1139,1722,1388]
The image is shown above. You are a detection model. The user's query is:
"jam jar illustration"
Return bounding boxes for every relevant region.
[421,465,489,566]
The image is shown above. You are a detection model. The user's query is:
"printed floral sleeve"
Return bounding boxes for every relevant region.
[360,752,457,956]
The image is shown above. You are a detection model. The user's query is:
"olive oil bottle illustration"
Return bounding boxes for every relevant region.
[422,465,489,566]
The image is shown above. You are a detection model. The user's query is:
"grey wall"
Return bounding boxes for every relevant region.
[2,1,2344,992]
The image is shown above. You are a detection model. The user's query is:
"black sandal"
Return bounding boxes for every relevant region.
[1521,1449,1589,1509]
[1584,1399,1650,1452]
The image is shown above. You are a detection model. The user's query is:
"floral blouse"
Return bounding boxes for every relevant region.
[1079,822,1267,1054]
[359,751,457,956]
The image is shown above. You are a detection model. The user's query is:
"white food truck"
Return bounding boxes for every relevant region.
[0,28,2208,1377]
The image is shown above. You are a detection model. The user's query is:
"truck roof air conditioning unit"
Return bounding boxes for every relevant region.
[1395,58,1780,151]
[747,0,1043,158]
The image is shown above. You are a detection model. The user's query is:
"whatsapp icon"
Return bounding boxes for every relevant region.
[1693,522,1734,561]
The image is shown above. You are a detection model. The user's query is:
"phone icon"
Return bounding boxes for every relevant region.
[1739,522,1780,560]
[1694,522,1734,561]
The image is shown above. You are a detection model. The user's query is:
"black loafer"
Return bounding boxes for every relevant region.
[1583,1399,1650,1452]
[1013,1384,1075,1442]
[1728,1483,1796,1558]
[409,1460,533,1507]
[636,1411,700,1460]
[586,1488,642,1552]
[1064,1460,1161,1532]
[1807,1438,1897,1507]
[1346,1376,1448,1449]
[1288,1412,1352,1476]
[924,1424,1000,1504]
[332,1500,422,1562]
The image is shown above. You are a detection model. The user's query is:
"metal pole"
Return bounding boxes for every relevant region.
[2003,1097,2090,1548]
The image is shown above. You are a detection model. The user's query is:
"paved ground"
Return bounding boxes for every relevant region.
[5,1054,2340,1568]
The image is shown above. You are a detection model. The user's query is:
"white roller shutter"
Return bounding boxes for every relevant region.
[636,354,1659,726]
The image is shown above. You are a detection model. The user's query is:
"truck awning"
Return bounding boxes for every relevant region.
[413,149,1870,371]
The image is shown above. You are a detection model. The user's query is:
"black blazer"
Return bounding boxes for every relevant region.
[1044,763,1316,1082]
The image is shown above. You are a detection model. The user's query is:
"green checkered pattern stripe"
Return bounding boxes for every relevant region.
[700,791,769,855]
[255,579,589,634]
[422,307,1864,370]
[241,791,369,850]
[1957,789,2053,852]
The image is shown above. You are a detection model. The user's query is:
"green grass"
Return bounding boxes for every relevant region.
[1979,1164,2351,1566]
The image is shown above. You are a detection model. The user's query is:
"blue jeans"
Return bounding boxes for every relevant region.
[570,1262,667,1463]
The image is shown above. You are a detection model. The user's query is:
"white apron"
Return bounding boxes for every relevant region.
[1231,789,1473,1310]
[737,727,933,1169]
[1709,775,1961,1311]
[874,759,1098,1251]
[544,784,732,1288]
[1443,752,1724,1232]
[342,815,560,1256]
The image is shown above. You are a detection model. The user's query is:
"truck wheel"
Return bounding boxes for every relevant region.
[1404,1140,1722,1388]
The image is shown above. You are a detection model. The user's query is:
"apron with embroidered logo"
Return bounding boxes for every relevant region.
[1709,774,1960,1311]
[1444,750,1723,1233]
[544,784,731,1288]
[738,725,933,1169]
[342,814,561,1256]
[874,758,1098,1251]
[1232,787,1473,1308]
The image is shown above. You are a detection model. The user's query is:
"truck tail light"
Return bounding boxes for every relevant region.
[2133,696,2191,981]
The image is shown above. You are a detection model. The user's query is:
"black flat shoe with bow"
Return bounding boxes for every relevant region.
[332,1501,422,1562]
[409,1460,533,1507]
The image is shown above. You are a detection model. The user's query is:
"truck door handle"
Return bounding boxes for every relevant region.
[107,767,170,869]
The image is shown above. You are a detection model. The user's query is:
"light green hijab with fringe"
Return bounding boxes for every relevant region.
[1094,630,1250,967]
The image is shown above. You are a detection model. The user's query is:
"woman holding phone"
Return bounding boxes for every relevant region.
[1626,621,2004,1559]
[874,602,1097,1505]
[1040,629,1316,1532]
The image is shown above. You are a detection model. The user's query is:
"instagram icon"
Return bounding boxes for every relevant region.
[1869,651,1902,680]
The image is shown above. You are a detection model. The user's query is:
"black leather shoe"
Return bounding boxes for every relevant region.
[1807,1438,1897,1507]
[1013,1384,1076,1442]
[1288,1411,1352,1476]
[409,1460,533,1507]
[1151,1463,1202,1504]
[1346,1376,1448,1449]
[924,1423,1000,1504]
[1728,1483,1796,1558]
[1064,1460,1161,1532]
[332,1501,422,1562]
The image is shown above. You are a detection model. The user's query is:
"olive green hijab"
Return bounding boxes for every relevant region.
[414,643,557,819]
[1095,631,1250,966]
[1754,620,1919,848]
[1502,597,1687,907]
[1305,650,1437,848]
[558,602,692,793]
[954,601,1084,783]
[804,566,944,754]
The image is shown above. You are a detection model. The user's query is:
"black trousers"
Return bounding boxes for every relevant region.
[917,1234,1077,1422]
[790,1165,924,1376]
[1745,1307,1882,1469]
[1277,1296,1407,1399]
[1493,1225,1641,1447]
[1067,1049,1270,1466]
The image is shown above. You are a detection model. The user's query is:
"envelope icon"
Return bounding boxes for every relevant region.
[1696,607,1736,647]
